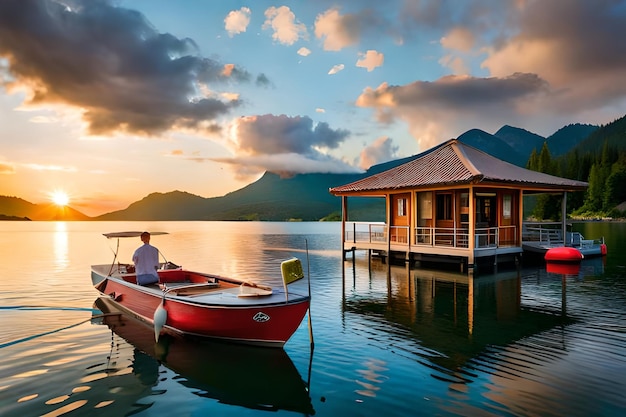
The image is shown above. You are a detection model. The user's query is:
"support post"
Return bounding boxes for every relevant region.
[562,192,567,245]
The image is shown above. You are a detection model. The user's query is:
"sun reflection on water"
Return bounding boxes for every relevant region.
[53,222,69,272]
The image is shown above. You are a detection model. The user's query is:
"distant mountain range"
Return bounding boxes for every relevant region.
[0,197,90,221]
[2,116,623,221]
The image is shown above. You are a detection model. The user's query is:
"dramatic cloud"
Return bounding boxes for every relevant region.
[230,114,348,154]
[481,0,626,111]
[356,73,549,148]
[397,0,517,36]
[356,50,384,72]
[263,6,308,45]
[0,0,252,136]
[350,0,626,150]
[224,7,251,37]
[357,136,399,170]
[222,114,357,175]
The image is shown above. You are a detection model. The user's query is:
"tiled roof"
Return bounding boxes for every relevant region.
[330,139,588,195]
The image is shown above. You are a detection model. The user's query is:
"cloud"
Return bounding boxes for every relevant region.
[314,7,386,51]
[481,0,626,111]
[356,50,384,72]
[397,0,516,36]
[328,64,345,75]
[214,152,362,179]
[0,161,15,174]
[440,27,475,52]
[262,6,307,45]
[29,115,59,124]
[314,8,357,51]
[355,0,626,147]
[221,114,357,175]
[297,47,311,57]
[224,7,251,37]
[23,163,77,172]
[438,54,470,75]
[357,136,399,170]
[356,73,549,149]
[0,0,252,136]
[229,114,349,154]
[256,73,272,87]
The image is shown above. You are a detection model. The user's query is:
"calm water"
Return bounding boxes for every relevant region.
[1,221,625,417]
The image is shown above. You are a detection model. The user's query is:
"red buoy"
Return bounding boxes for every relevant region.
[546,262,581,275]
[544,246,583,263]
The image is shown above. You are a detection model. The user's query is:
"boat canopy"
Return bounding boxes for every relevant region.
[103,231,168,239]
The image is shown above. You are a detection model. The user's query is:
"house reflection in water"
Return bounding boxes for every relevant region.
[342,258,573,373]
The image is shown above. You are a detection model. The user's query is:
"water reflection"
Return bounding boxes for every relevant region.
[53,222,69,272]
[92,297,314,415]
[342,258,575,375]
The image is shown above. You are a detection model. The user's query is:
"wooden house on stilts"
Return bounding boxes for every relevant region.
[329,139,588,271]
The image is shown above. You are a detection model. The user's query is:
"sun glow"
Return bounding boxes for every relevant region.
[51,190,70,207]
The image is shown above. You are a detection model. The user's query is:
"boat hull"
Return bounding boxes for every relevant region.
[91,265,310,347]
[522,242,605,258]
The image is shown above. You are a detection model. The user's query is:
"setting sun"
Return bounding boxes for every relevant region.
[51,190,70,207]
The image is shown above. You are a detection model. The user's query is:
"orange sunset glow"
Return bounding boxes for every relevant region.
[1,1,625,217]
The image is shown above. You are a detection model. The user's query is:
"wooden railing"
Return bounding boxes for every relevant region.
[345,222,518,249]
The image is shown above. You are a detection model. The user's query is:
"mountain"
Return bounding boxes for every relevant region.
[572,115,626,154]
[95,172,388,221]
[457,128,528,166]
[546,123,599,156]
[0,196,90,220]
[494,125,546,160]
[95,190,209,221]
[3,117,622,221]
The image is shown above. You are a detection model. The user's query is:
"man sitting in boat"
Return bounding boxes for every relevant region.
[132,231,160,285]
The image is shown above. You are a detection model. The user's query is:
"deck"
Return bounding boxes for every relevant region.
[342,222,523,268]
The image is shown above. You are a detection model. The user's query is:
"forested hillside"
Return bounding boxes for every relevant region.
[526,115,626,220]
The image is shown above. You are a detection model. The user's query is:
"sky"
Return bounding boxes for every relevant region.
[1,0,626,216]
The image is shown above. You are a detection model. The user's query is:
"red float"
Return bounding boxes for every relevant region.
[546,262,581,275]
[600,243,607,255]
[544,246,583,263]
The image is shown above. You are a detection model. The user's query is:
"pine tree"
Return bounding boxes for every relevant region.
[584,163,604,212]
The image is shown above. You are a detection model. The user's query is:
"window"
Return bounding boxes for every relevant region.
[436,193,452,220]
[397,198,407,216]
[418,192,432,220]
[503,194,512,219]
[459,192,469,222]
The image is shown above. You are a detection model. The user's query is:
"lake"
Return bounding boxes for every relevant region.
[1,221,625,417]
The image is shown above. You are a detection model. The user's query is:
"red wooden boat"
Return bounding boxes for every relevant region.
[92,297,314,414]
[91,232,311,347]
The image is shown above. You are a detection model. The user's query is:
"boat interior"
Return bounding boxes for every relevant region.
[99,262,283,298]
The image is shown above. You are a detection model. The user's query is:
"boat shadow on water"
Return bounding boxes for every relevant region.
[92,297,315,415]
